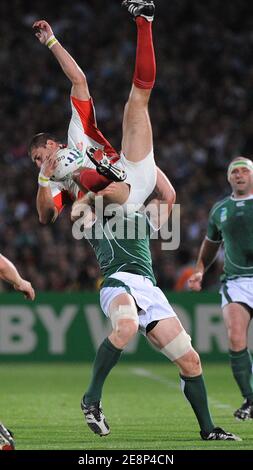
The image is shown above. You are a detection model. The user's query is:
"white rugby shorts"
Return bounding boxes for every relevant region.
[120,149,156,212]
[220,277,253,309]
[100,271,176,335]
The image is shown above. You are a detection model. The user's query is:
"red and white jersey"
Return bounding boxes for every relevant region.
[50,96,156,214]
[50,95,118,212]
[68,96,118,165]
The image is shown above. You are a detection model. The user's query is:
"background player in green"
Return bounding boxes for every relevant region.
[189,156,253,420]
[72,166,240,441]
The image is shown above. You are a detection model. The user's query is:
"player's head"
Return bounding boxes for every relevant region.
[227,156,253,196]
[28,133,61,169]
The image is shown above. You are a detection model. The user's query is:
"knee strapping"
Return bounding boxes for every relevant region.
[161,330,192,361]
[109,305,139,331]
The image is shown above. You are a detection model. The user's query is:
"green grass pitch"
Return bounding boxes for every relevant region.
[0,362,252,450]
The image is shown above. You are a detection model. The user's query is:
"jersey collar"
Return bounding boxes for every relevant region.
[230,193,253,201]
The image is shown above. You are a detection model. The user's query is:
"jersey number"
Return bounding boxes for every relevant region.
[64,151,79,167]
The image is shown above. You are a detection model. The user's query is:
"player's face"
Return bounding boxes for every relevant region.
[31,141,59,169]
[229,166,253,196]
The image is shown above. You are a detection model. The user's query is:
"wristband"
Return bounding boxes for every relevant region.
[38,172,50,187]
[45,35,58,49]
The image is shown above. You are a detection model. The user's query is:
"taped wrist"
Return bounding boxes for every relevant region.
[38,172,50,187]
[45,35,58,49]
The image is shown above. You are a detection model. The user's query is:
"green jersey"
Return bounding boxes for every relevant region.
[207,195,253,280]
[84,212,156,285]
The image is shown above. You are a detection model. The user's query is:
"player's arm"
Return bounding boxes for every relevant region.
[32,20,89,100]
[188,238,222,291]
[71,167,175,220]
[36,186,58,225]
[145,167,176,230]
[96,182,130,206]
[71,192,97,225]
[189,205,223,291]
[37,154,59,224]
[0,255,35,300]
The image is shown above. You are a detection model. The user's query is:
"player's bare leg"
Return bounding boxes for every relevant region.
[81,293,138,436]
[148,318,241,441]
[121,1,156,163]
[223,303,253,420]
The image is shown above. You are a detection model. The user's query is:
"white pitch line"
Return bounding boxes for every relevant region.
[130,367,233,410]
[131,367,179,389]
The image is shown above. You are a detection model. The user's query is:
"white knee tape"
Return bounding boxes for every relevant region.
[161,330,192,361]
[109,305,139,331]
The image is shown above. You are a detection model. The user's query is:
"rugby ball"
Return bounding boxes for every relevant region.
[50,147,85,182]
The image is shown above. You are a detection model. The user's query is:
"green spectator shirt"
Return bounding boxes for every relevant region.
[207,195,253,280]
[84,211,156,286]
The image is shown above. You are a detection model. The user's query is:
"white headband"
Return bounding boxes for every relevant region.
[227,159,253,180]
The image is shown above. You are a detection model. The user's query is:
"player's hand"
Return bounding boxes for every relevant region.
[14,279,35,300]
[188,271,203,291]
[32,20,54,45]
[41,153,58,178]
[97,182,118,197]
[97,182,129,206]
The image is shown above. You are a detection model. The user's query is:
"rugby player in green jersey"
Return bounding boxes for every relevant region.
[189,156,253,421]
[71,166,240,441]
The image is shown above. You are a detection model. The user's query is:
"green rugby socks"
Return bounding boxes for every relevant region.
[180,374,215,433]
[84,338,122,405]
[229,348,253,402]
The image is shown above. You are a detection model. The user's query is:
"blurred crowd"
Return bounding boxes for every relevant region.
[1,0,253,292]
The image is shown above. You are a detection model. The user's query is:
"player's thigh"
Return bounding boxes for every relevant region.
[121,88,153,163]
[147,317,184,349]
[108,292,137,313]
[222,302,251,335]
[147,317,193,364]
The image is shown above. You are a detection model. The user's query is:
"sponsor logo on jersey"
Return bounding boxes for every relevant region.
[236,201,245,207]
